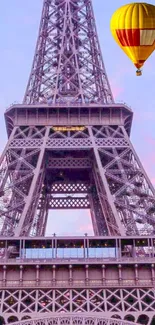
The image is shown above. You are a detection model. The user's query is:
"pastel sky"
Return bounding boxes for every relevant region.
[0,0,155,236]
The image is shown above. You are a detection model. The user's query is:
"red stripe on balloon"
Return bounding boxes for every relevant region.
[116,29,140,46]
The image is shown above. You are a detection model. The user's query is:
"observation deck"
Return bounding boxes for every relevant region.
[5,102,133,137]
[0,236,154,290]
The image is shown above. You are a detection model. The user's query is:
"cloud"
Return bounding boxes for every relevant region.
[134,111,155,122]
[140,153,155,187]
[151,178,155,186]
[111,83,124,99]
[145,137,155,145]
[109,64,132,100]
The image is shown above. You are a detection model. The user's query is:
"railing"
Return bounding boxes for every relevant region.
[9,102,129,108]
[0,256,155,264]
[0,279,153,288]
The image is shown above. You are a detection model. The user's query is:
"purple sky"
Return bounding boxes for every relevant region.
[0,0,155,236]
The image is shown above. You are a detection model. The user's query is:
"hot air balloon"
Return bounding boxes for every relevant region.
[110,3,155,76]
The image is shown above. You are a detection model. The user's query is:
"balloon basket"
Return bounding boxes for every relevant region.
[136,69,142,76]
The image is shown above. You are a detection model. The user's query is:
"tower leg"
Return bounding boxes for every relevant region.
[89,126,125,235]
[14,127,50,236]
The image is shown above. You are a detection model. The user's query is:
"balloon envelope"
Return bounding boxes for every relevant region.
[110,3,155,74]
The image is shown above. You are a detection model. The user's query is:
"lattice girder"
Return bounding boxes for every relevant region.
[1,287,155,324]
[50,182,90,194]
[38,195,90,209]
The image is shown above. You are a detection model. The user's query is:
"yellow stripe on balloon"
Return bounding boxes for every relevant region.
[110,3,155,30]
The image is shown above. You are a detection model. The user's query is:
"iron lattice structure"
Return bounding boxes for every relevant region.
[23,0,113,105]
[0,0,155,324]
[0,0,155,238]
[1,119,155,237]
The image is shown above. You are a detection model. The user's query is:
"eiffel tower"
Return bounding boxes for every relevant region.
[0,0,155,324]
